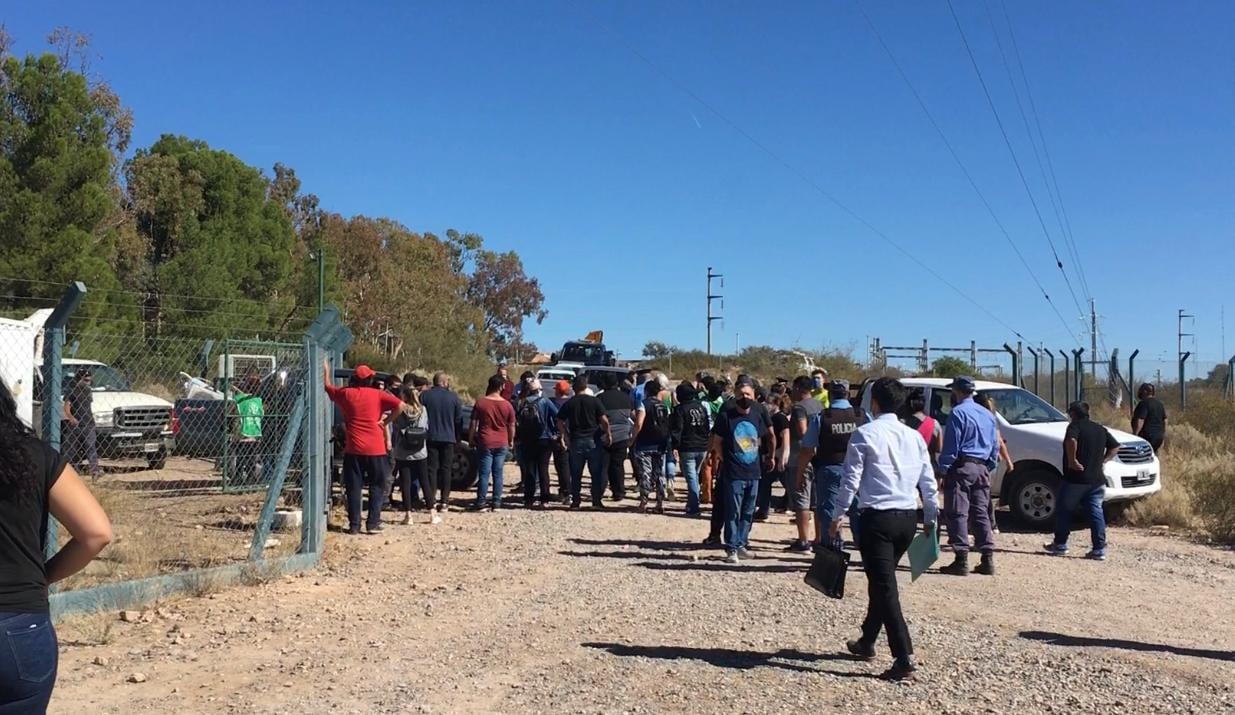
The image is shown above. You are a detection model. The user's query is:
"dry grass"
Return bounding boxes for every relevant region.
[57,610,117,646]
[61,458,297,591]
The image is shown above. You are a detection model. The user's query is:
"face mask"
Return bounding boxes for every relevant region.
[736,397,753,409]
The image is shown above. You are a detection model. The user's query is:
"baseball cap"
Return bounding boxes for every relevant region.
[946,376,977,392]
[354,365,375,380]
[828,379,850,398]
[555,379,571,395]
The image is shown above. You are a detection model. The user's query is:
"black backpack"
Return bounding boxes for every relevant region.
[641,397,671,444]
[516,398,545,443]
[397,412,428,453]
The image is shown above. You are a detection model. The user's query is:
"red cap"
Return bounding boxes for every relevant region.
[555,379,571,395]
[354,365,376,380]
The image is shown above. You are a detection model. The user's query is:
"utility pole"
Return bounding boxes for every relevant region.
[1179,308,1194,408]
[706,267,724,356]
[1089,299,1099,381]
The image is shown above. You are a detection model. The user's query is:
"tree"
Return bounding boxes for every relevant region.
[643,341,675,359]
[465,249,547,359]
[930,356,971,378]
[125,135,298,336]
[0,49,131,324]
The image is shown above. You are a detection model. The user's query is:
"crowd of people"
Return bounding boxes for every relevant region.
[324,359,1140,681]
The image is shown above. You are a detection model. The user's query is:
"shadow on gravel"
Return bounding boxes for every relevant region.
[583,642,879,677]
[570,538,705,551]
[558,550,692,562]
[1020,631,1235,663]
[635,561,805,574]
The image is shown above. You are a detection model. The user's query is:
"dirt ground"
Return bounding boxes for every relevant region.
[52,467,1234,714]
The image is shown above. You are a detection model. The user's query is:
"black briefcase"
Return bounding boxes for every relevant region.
[804,545,850,599]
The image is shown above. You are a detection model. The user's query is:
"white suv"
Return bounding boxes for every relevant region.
[859,378,1161,528]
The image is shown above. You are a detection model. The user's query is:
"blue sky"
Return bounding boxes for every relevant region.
[5,1,1233,375]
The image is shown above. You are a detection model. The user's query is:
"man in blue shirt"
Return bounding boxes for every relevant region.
[938,376,999,576]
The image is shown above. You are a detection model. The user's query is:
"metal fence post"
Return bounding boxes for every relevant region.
[1026,347,1040,396]
[1046,350,1056,406]
[1072,348,1085,404]
[1002,343,1018,385]
[1127,349,1140,418]
[41,282,87,561]
[248,392,306,560]
[1226,354,1235,400]
[1179,351,1191,409]
[1059,349,1070,405]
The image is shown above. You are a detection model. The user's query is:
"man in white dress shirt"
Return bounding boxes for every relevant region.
[828,377,938,681]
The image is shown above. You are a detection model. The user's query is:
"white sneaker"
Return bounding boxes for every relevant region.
[430,514,443,525]
[724,551,740,564]
[400,513,413,526]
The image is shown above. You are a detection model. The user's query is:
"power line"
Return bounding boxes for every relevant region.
[945,0,1088,328]
[580,8,1029,342]
[0,276,316,313]
[855,2,1081,347]
[985,0,1092,308]
[998,0,1093,303]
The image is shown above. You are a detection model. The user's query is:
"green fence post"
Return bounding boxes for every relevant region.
[249,394,306,560]
[42,282,87,561]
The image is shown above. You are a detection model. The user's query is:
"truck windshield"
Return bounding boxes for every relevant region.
[981,388,1066,425]
[58,365,132,393]
[561,343,600,363]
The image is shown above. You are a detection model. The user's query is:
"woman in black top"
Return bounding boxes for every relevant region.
[0,378,112,712]
[1132,383,1168,452]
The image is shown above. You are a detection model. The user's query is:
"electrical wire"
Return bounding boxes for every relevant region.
[855,1,1081,347]
[580,8,1029,342]
[945,0,1088,331]
[0,276,317,313]
[997,0,1093,303]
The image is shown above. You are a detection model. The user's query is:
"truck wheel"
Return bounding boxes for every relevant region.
[451,448,478,491]
[147,451,168,471]
[1008,469,1060,530]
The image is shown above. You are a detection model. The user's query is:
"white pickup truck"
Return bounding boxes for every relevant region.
[857,377,1161,528]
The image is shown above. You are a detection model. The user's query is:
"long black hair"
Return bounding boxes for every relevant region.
[0,378,37,498]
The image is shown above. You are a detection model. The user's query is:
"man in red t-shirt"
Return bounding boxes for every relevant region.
[496,364,515,402]
[323,361,404,534]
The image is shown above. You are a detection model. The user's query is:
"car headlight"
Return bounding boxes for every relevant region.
[93,410,114,427]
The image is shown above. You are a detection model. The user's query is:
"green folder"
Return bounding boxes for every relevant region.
[908,525,940,582]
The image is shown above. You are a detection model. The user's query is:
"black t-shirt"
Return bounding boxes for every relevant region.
[1131,398,1167,442]
[598,389,634,444]
[712,405,771,481]
[762,411,790,457]
[66,381,94,425]
[0,435,66,613]
[672,400,711,452]
[558,394,606,441]
[1064,418,1119,486]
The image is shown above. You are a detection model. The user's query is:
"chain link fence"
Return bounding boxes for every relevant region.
[0,283,347,616]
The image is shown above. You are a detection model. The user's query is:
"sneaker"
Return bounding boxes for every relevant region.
[753,511,769,522]
[845,639,876,661]
[435,503,445,513]
[400,513,413,526]
[638,497,649,513]
[345,527,362,536]
[366,524,384,534]
[655,500,665,515]
[701,535,721,546]
[724,551,740,564]
[785,540,812,553]
[1043,543,1068,556]
[736,546,752,559]
[430,514,443,525]
[1084,550,1106,561]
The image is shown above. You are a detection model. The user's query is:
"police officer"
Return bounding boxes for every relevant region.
[938,376,999,576]
[797,379,862,548]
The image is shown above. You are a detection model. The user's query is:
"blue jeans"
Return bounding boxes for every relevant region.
[724,478,760,553]
[0,612,57,714]
[568,438,605,506]
[476,447,508,507]
[678,451,705,514]
[1053,483,1106,553]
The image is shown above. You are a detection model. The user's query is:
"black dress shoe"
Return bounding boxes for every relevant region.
[880,659,917,682]
[845,639,876,661]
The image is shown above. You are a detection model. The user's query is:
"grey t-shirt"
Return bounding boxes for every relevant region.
[789,398,823,459]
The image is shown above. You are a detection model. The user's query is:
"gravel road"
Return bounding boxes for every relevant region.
[52,484,1235,714]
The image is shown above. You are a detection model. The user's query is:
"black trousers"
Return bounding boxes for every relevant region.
[604,440,629,500]
[708,474,729,540]
[858,508,917,660]
[396,459,433,511]
[343,454,389,530]
[426,441,454,506]
[522,438,556,504]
